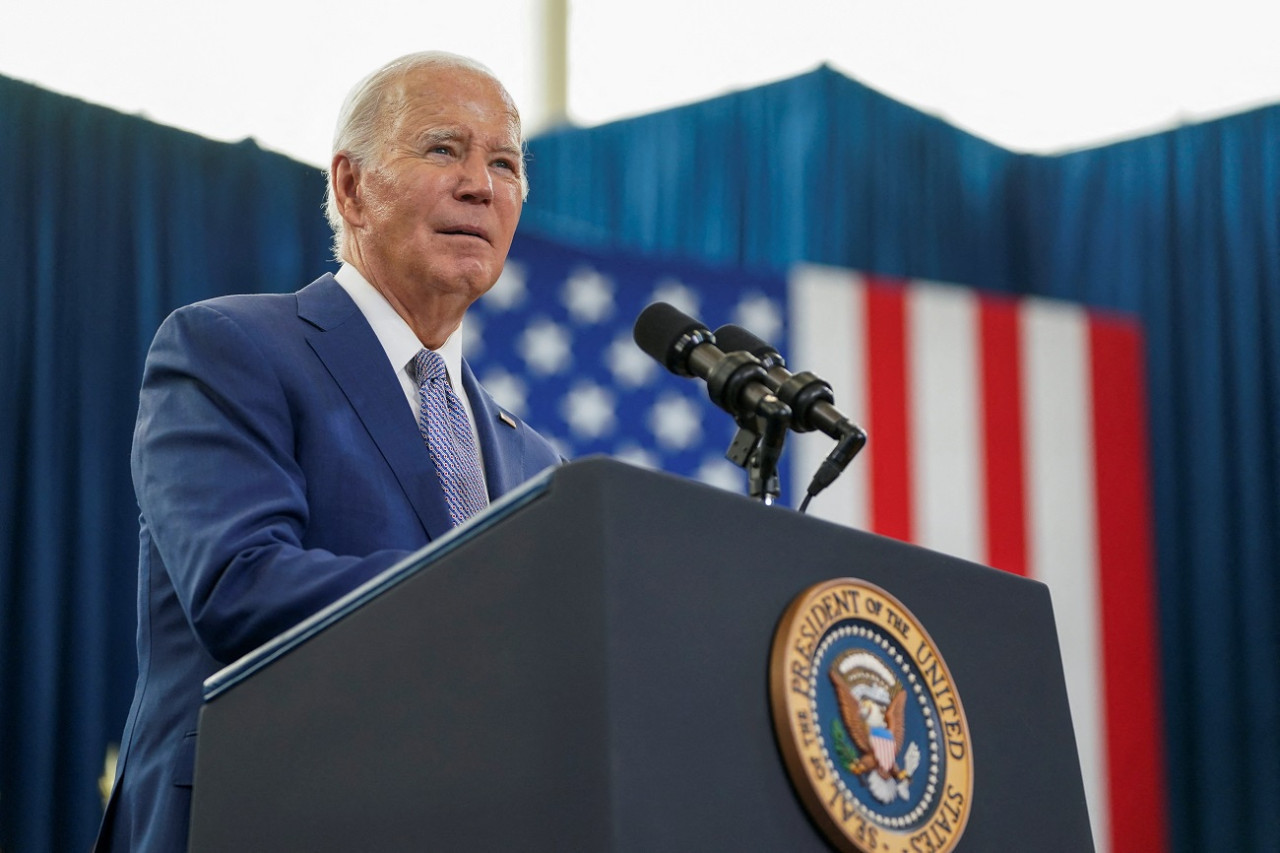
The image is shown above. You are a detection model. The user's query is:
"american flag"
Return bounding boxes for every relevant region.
[469,231,1166,853]
[467,231,797,492]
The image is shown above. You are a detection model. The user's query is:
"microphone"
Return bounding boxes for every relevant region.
[713,324,863,442]
[633,303,787,423]
[634,302,791,503]
[713,323,867,510]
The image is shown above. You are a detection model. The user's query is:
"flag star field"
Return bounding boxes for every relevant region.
[469,232,789,495]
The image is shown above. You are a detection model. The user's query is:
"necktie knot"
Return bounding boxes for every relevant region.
[414,348,449,386]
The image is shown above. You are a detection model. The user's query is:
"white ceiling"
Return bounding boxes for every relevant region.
[6,0,1279,167]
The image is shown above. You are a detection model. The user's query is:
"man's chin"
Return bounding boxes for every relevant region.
[437,261,503,301]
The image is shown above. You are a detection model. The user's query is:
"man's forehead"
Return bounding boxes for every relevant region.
[388,67,521,142]
[399,67,517,115]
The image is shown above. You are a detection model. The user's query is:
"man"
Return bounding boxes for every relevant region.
[95,52,561,851]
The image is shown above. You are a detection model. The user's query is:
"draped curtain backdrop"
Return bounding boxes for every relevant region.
[0,76,334,851]
[2,66,1277,851]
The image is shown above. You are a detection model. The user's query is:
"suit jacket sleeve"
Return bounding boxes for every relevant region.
[133,302,414,664]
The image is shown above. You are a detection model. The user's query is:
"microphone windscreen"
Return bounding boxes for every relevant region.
[714,324,784,367]
[633,302,709,370]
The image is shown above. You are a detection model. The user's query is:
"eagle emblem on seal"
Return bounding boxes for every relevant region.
[829,649,922,804]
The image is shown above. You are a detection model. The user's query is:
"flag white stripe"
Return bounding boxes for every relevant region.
[788,265,867,528]
[908,283,985,564]
[1021,300,1109,853]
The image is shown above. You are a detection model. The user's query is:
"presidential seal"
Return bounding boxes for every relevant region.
[769,578,973,853]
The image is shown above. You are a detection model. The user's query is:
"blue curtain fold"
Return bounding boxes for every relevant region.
[0,75,334,852]
[3,63,1278,851]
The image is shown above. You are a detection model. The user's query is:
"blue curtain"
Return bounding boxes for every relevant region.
[524,67,1028,289]
[524,66,1280,851]
[0,75,334,852]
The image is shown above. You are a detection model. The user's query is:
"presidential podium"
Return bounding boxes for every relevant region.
[187,457,1094,852]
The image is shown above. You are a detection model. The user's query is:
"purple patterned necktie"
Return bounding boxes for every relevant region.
[414,349,488,526]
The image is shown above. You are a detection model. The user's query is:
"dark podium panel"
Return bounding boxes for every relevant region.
[188,457,1093,852]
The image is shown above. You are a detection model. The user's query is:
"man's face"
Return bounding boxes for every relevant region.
[351,65,524,306]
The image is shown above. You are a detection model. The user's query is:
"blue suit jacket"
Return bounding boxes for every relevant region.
[96,274,560,851]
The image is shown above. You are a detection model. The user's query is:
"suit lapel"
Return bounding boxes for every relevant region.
[461,358,524,500]
[296,275,455,541]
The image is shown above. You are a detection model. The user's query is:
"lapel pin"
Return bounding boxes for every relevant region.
[498,411,517,429]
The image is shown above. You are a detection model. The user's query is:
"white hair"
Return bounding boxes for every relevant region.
[323,51,527,258]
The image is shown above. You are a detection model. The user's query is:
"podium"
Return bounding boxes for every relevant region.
[188,457,1093,852]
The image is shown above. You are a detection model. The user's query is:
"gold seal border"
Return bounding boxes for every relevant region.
[769,578,974,853]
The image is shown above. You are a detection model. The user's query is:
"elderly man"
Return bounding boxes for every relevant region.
[94,52,560,851]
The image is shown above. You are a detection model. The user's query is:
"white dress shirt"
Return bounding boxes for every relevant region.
[333,263,487,483]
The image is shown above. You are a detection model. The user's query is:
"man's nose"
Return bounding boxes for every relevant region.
[455,154,494,202]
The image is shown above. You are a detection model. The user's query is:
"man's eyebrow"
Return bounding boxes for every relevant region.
[415,127,519,158]
[490,143,523,160]
[417,127,464,146]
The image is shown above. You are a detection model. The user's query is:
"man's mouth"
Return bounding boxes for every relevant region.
[438,225,490,243]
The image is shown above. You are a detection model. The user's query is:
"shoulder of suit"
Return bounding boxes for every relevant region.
[159,292,305,349]
[179,290,296,318]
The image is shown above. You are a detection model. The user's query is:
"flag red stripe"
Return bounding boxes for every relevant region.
[978,295,1029,576]
[864,278,912,541]
[1089,317,1168,853]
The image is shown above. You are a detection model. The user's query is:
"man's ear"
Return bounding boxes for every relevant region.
[331,152,365,227]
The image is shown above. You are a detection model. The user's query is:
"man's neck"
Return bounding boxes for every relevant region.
[341,253,469,350]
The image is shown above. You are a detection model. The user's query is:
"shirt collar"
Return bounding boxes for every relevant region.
[333,263,466,387]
